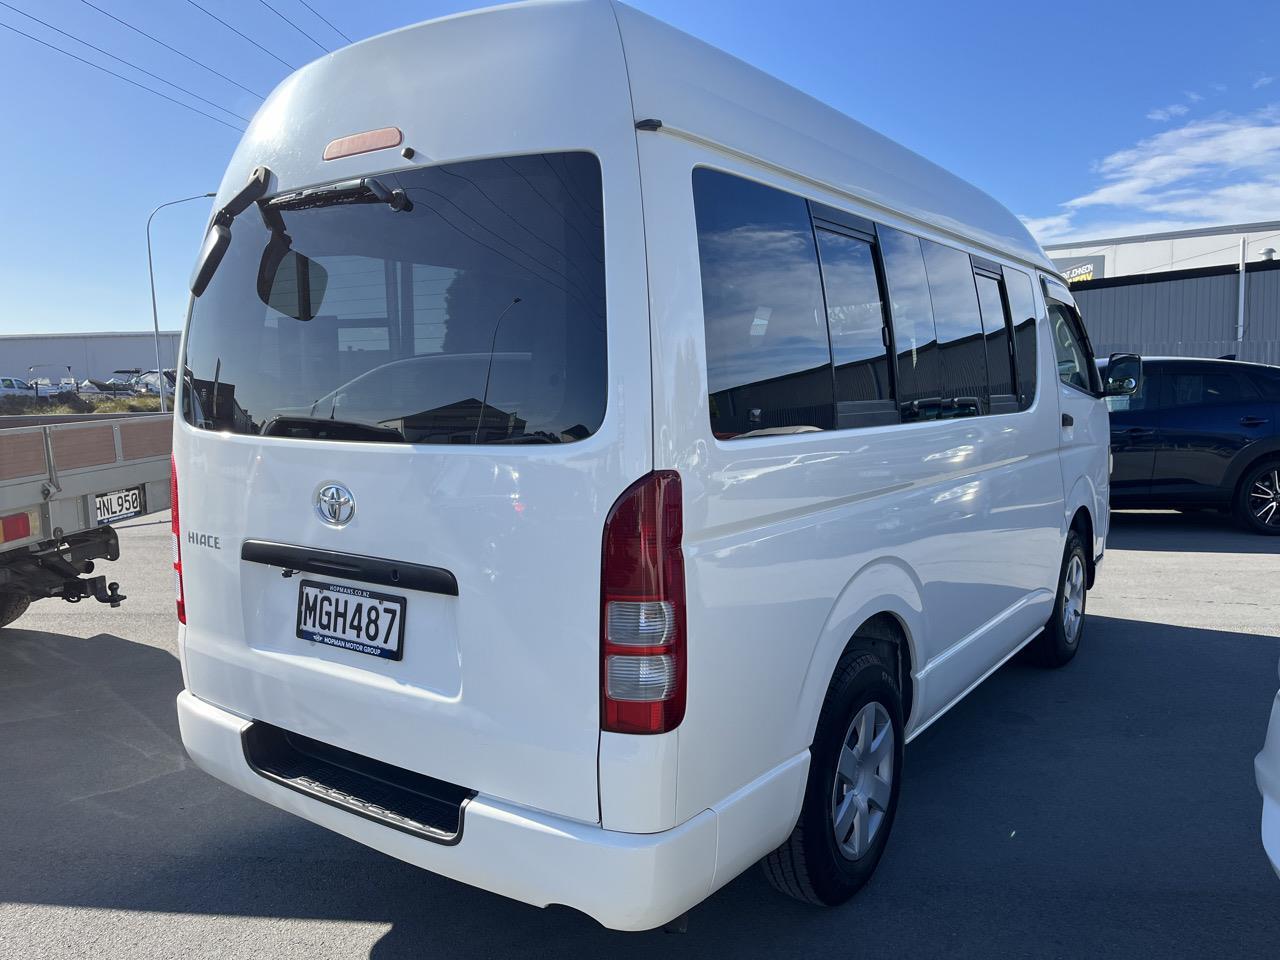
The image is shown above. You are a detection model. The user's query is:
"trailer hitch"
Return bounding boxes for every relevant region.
[60,574,127,608]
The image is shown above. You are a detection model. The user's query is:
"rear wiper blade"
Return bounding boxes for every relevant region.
[267,176,412,213]
[259,415,404,442]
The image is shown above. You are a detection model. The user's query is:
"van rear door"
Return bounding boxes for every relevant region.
[175,151,649,824]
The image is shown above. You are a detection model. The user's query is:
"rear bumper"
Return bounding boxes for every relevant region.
[1256,690,1280,879]
[177,690,806,930]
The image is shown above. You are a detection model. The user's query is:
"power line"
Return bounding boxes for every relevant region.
[258,0,327,53]
[296,0,350,43]
[184,0,295,70]
[0,1,249,122]
[76,0,263,100]
[0,19,244,132]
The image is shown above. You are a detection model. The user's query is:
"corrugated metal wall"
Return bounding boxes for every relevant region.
[1072,264,1280,364]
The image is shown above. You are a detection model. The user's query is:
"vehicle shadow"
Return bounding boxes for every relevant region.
[1108,508,1280,554]
[1,622,1277,959]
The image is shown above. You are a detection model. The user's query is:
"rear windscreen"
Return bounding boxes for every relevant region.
[181,152,606,444]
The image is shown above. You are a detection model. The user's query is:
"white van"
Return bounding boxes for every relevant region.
[173,0,1138,931]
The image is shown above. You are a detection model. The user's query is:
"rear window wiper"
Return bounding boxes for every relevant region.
[267,176,412,213]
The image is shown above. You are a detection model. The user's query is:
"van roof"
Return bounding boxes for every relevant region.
[226,0,1052,274]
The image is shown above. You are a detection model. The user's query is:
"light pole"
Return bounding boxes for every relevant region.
[148,192,215,412]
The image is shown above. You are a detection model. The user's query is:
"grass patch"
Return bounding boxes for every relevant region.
[0,394,165,417]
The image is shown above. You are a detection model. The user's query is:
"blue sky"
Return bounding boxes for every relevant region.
[1,0,1277,335]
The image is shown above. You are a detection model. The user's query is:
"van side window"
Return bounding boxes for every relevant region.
[1003,268,1038,409]
[1047,300,1093,394]
[972,270,1017,412]
[813,227,895,424]
[921,240,988,417]
[693,169,834,438]
[877,226,941,420]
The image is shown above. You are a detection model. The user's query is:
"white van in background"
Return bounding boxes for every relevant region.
[172,0,1138,931]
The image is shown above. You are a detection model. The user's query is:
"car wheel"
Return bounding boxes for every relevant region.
[0,591,31,629]
[1030,529,1087,667]
[1235,460,1280,535]
[762,648,903,905]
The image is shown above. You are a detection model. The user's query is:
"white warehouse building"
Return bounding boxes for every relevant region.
[1045,220,1280,283]
[0,330,181,383]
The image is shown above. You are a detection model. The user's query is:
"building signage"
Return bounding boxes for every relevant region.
[1053,256,1105,284]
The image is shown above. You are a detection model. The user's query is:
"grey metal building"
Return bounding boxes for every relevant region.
[1043,222,1280,364]
[1068,260,1280,364]
[0,330,180,382]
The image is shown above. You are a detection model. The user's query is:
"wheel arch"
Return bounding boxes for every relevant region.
[795,558,924,749]
[1228,447,1280,507]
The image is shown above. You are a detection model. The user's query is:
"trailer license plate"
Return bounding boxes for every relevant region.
[296,579,406,660]
[94,486,144,525]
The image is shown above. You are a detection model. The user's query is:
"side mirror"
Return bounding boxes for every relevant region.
[190,223,231,297]
[1104,353,1142,396]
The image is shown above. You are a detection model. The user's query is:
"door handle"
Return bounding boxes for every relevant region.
[1241,416,1270,427]
[1123,427,1155,436]
[1061,413,1074,427]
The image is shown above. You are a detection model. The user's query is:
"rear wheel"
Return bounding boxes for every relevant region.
[762,649,903,905]
[0,591,31,629]
[1235,460,1280,535]
[1030,529,1087,667]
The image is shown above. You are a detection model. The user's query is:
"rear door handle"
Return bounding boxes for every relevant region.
[1241,416,1270,427]
[1061,413,1074,427]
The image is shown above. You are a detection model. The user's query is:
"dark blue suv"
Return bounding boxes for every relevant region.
[1104,357,1280,533]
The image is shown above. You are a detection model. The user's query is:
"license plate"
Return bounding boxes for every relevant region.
[94,486,144,525]
[295,579,406,661]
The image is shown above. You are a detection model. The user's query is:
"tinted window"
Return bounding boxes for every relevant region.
[1004,268,1038,409]
[1247,366,1280,398]
[814,228,892,407]
[922,240,988,415]
[1048,300,1091,393]
[694,169,834,438]
[878,226,941,418]
[183,152,606,444]
[1169,365,1259,406]
[974,273,1015,403]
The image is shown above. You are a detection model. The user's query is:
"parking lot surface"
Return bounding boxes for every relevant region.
[2,510,1278,959]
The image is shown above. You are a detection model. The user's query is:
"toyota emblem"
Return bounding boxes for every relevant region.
[315,483,356,527]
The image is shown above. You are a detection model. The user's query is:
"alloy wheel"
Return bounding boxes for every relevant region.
[1250,468,1280,527]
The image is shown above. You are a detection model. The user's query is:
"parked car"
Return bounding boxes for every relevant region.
[0,377,34,398]
[171,0,1133,932]
[1258,658,1280,878]
[1103,356,1280,533]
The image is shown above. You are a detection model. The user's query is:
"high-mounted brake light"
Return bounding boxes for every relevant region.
[170,455,185,624]
[600,471,686,734]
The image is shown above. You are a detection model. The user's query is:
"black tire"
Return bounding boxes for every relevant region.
[1030,529,1088,667]
[1234,459,1280,535]
[762,648,903,905]
[0,591,31,629]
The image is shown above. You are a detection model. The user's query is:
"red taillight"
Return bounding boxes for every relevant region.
[600,471,686,734]
[170,454,185,624]
[0,511,32,542]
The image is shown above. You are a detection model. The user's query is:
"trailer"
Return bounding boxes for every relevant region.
[0,414,172,627]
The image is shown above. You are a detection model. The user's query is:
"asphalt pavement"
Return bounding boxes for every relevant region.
[2,509,1278,958]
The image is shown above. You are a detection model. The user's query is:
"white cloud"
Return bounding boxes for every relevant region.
[1255,76,1274,89]
[1185,91,1203,102]
[1147,103,1190,121]
[1023,106,1280,243]
[1211,83,1228,93]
